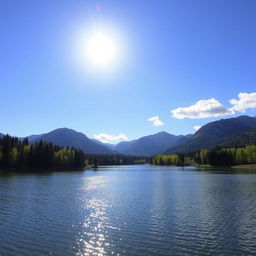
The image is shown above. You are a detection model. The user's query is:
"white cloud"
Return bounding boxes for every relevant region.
[171,98,235,119]
[230,92,256,112]
[193,125,201,131]
[93,133,128,143]
[148,116,164,126]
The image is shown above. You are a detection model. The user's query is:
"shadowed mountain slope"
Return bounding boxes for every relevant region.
[115,132,191,156]
[219,128,256,147]
[166,116,256,153]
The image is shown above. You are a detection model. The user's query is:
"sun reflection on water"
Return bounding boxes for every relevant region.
[81,176,108,191]
[76,175,120,256]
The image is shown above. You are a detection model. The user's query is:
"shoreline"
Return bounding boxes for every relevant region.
[1,164,256,174]
[0,163,147,174]
[195,164,256,169]
[152,163,256,170]
[231,164,256,169]
[0,166,87,173]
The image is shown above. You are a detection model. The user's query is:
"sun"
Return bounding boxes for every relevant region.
[73,27,123,74]
[85,31,117,68]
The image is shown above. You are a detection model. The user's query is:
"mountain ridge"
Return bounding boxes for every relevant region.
[114,131,191,156]
[31,128,118,154]
[166,115,256,153]
[1,115,256,156]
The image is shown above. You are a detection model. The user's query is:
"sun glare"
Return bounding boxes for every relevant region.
[73,26,124,75]
[86,32,116,68]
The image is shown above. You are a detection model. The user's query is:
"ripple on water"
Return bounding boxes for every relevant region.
[0,167,256,256]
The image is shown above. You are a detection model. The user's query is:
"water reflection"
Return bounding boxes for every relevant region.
[81,176,108,191]
[76,175,111,256]
[1,166,256,256]
[76,199,109,256]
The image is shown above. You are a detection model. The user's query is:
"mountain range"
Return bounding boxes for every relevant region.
[29,129,190,156]
[114,132,192,156]
[30,128,118,154]
[165,115,256,153]
[1,115,256,156]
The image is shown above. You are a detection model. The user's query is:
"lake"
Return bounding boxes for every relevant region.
[0,165,256,256]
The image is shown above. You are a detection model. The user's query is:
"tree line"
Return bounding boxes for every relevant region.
[0,135,148,170]
[0,135,85,169]
[86,154,148,167]
[151,145,256,167]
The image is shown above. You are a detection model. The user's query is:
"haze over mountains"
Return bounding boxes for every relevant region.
[113,132,192,156]
[1,115,256,156]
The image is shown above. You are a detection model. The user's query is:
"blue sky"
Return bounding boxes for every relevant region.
[0,0,256,143]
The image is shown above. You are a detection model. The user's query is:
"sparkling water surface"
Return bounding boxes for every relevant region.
[0,165,256,256]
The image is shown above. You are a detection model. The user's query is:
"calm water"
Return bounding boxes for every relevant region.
[1,165,256,256]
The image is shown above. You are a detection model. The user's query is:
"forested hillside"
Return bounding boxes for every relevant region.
[0,135,85,169]
[31,128,118,154]
[219,128,256,147]
[86,154,148,167]
[152,145,256,167]
[166,116,256,153]
[0,135,148,170]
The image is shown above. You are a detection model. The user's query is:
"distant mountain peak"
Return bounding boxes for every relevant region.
[30,128,117,154]
[48,127,85,134]
[156,131,170,135]
[4,115,255,157]
[114,132,189,156]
